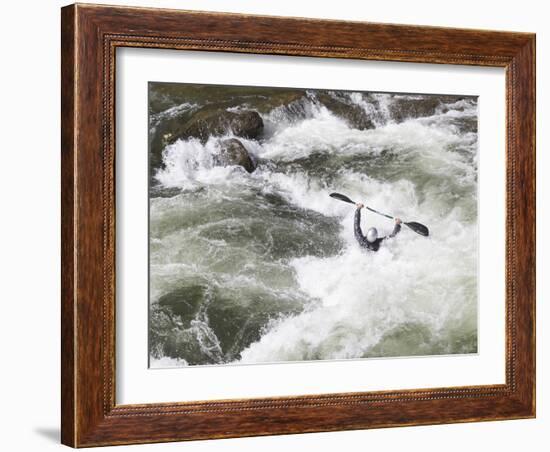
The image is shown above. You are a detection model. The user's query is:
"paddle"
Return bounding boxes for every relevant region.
[329,192,430,237]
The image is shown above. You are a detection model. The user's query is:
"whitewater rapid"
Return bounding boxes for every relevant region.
[149,88,478,367]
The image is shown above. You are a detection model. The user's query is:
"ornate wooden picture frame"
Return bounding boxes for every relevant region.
[61,3,535,447]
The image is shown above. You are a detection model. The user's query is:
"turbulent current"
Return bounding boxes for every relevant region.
[148,84,478,367]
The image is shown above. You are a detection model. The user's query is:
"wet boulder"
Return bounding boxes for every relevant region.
[315,92,375,130]
[149,106,263,177]
[389,95,465,122]
[214,138,257,173]
[175,108,264,143]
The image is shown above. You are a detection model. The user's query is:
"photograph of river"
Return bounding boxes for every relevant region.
[148,82,479,368]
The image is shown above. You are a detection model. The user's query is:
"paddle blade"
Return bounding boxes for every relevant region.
[405,221,429,237]
[329,192,356,204]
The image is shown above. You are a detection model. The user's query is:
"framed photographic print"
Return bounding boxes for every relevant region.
[61,3,536,447]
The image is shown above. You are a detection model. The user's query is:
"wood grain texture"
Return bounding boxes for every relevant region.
[60,5,76,447]
[60,3,536,447]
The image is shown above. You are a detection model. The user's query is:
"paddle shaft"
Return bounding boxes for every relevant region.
[366,206,394,220]
[329,192,429,237]
[329,193,395,220]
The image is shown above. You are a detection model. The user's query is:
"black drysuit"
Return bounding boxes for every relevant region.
[354,208,401,251]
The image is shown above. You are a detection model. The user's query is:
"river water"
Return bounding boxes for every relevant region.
[148,85,478,367]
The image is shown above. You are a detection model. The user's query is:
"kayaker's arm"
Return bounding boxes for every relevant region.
[383,218,402,240]
[354,205,367,244]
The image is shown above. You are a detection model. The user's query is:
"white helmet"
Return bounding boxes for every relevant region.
[366,227,378,243]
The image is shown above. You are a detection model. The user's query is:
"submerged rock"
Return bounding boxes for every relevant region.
[214,138,257,173]
[157,285,206,323]
[150,283,304,364]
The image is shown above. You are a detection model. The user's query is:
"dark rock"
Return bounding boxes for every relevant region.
[149,82,306,115]
[250,90,307,113]
[315,92,375,130]
[149,106,263,178]
[389,95,465,122]
[174,108,264,143]
[214,138,257,173]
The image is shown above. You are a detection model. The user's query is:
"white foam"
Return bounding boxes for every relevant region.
[154,136,249,188]
[149,356,189,368]
[240,208,477,363]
